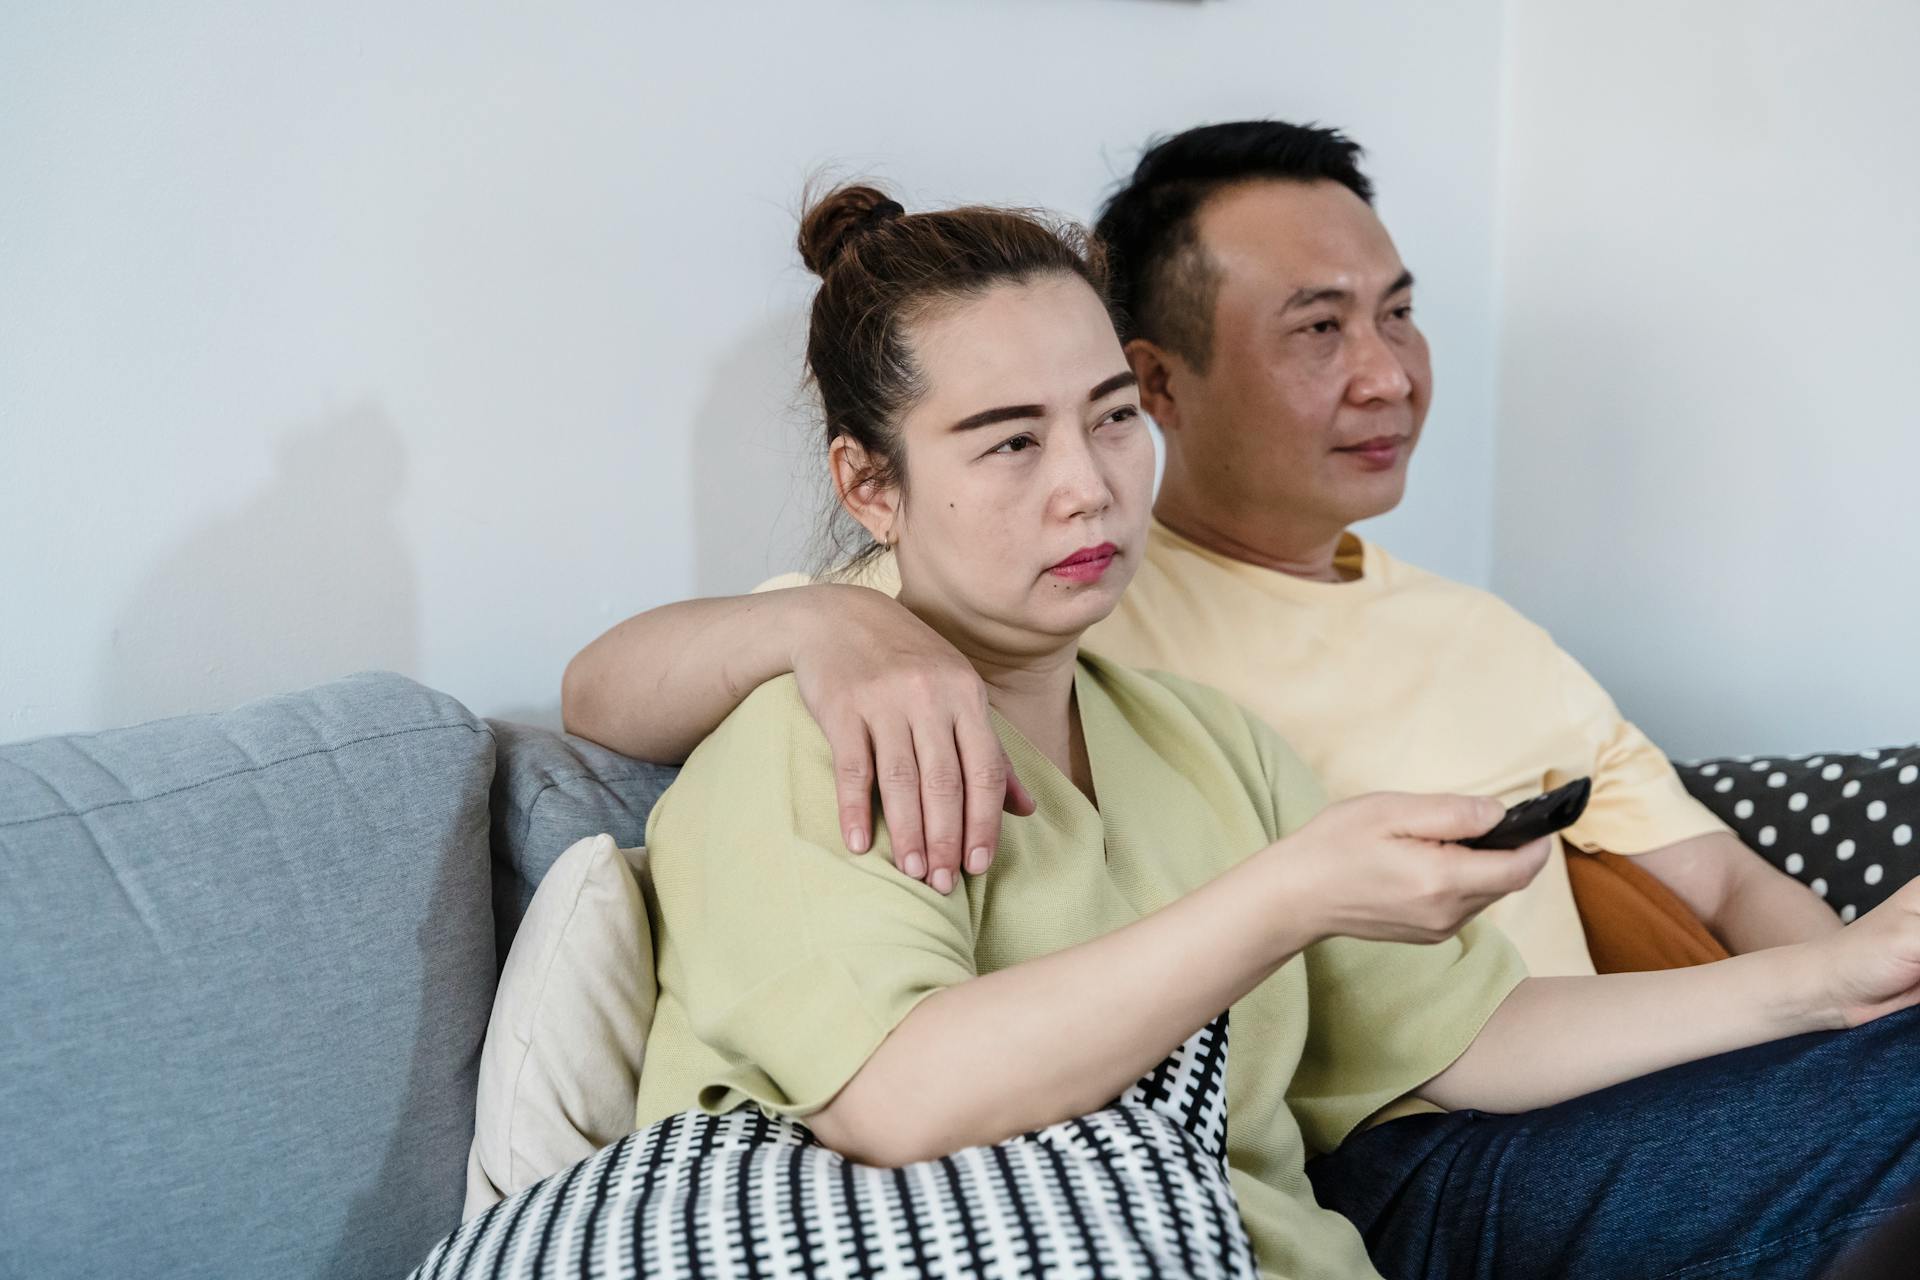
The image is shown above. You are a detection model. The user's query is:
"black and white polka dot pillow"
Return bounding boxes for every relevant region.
[1677,746,1920,920]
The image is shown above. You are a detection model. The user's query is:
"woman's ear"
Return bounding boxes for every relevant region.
[829,436,901,545]
[1126,338,1183,434]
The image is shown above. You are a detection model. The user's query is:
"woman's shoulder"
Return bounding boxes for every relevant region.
[646,675,833,840]
[686,674,835,784]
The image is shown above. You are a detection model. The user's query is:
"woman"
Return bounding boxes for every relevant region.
[425,188,1920,1280]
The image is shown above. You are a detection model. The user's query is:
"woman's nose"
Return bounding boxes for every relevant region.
[1051,438,1115,520]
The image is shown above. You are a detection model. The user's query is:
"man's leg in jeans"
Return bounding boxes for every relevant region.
[1305,1004,1920,1280]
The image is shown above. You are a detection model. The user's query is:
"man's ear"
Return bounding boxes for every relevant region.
[1126,338,1184,433]
[829,436,900,545]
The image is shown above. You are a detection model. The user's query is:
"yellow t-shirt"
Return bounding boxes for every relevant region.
[757,519,1728,977]
[637,654,1524,1280]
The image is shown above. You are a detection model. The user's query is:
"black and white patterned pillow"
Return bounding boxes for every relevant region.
[1678,745,1920,920]
[411,1013,1255,1280]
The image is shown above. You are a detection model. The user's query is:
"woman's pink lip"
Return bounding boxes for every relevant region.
[1050,542,1118,568]
[1047,543,1118,581]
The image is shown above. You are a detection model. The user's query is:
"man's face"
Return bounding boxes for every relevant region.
[1156,179,1432,534]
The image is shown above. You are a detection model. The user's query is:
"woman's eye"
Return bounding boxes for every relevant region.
[990,433,1038,455]
[1100,406,1140,428]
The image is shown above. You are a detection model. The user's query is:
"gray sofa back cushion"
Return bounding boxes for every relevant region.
[486,720,677,965]
[0,673,496,1280]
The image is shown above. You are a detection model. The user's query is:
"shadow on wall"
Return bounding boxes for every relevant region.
[97,403,420,728]
[690,309,831,595]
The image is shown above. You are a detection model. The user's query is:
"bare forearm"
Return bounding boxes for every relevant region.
[1714,858,1842,952]
[1635,831,1839,954]
[561,592,804,762]
[808,853,1310,1166]
[1422,946,1832,1113]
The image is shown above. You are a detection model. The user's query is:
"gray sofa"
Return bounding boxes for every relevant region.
[0,673,676,1279]
[4,671,1908,1277]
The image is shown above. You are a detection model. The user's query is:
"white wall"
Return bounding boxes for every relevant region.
[0,0,1509,738]
[1493,0,1920,760]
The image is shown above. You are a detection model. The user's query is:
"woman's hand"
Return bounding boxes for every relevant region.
[1426,870,1920,1114]
[791,584,1035,891]
[1805,877,1920,1029]
[1271,792,1551,946]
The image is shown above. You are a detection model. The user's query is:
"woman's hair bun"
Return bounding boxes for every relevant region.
[798,183,906,277]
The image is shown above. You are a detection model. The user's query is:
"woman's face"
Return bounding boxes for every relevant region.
[849,273,1155,658]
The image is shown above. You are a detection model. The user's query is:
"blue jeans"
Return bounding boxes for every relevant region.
[1304,1003,1920,1279]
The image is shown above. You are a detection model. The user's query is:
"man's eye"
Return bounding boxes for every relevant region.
[990,433,1038,455]
[1389,305,1415,321]
[1306,319,1340,335]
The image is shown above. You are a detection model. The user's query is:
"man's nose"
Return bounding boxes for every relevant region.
[1348,322,1415,404]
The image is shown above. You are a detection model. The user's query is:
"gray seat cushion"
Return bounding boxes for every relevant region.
[485,720,677,966]
[0,672,496,1279]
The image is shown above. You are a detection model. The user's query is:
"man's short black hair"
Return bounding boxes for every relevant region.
[1093,120,1374,370]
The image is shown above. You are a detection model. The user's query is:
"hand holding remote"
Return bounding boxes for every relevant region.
[1269,792,1553,946]
[1460,778,1592,850]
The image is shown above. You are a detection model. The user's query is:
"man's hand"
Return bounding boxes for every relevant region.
[791,585,1035,892]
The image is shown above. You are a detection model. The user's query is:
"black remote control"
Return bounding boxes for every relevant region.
[1460,777,1592,850]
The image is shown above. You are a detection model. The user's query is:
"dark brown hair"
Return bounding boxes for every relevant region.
[1093,121,1373,371]
[797,183,1112,568]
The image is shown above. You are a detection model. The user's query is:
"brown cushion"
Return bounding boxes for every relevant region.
[1567,850,1729,973]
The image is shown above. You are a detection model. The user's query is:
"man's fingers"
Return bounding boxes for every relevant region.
[872,720,928,881]
[954,715,1011,877]
[912,718,967,895]
[826,717,878,855]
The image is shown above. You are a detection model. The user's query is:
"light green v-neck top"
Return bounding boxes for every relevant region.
[636,652,1524,1280]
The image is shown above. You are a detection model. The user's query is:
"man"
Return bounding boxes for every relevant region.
[563,121,1835,975]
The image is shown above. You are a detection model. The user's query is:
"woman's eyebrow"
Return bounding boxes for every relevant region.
[950,404,1043,433]
[949,371,1139,433]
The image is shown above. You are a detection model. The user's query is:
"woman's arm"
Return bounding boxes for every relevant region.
[563,583,1032,885]
[1419,952,1824,1113]
[808,843,1304,1165]
[1422,875,1920,1114]
[808,794,1544,1166]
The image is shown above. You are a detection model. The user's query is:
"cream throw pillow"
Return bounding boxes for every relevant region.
[464,834,656,1219]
